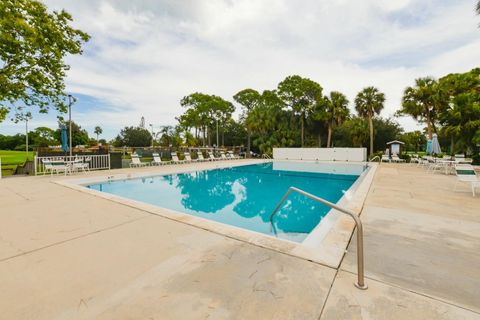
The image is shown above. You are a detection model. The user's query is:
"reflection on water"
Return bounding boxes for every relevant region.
[88,162,361,242]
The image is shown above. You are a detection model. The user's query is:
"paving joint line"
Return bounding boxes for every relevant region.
[0,216,147,263]
[339,268,480,315]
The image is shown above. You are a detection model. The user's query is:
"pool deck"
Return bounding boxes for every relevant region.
[0,161,479,319]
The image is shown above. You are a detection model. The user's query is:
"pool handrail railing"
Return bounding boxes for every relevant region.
[269,186,368,290]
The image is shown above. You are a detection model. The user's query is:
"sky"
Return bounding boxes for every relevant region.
[1,0,479,139]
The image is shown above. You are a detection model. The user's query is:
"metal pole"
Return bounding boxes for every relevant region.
[69,99,72,158]
[269,186,368,290]
[25,118,28,160]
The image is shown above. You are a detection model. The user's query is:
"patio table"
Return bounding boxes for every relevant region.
[436,160,456,175]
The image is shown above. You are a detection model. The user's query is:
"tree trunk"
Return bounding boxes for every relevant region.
[369,115,374,156]
[426,114,432,139]
[318,133,321,147]
[301,114,304,147]
[327,124,332,148]
[202,126,206,147]
[208,127,211,146]
[247,128,251,158]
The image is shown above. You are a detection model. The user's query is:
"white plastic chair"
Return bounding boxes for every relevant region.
[197,152,206,162]
[72,158,89,173]
[130,154,148,167]
[381,155,390,163]
[453,164,480,196]
[228,151,239,160]
[43,159,69,175]
[220,151,229,160]
[171,152,185,164]
[208,152,219,161]
[184,152,193,163]
[391,155,405,163]
[151,153,167,166]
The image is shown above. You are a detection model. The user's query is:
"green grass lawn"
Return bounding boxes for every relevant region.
[0,150,34,176]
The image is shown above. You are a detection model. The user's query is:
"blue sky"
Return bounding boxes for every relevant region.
[1,0,479,140]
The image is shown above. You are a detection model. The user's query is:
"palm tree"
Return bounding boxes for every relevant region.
[398,77,440,140]
[94,126,102,142]
[354,87,385,156]
[325,91,350,148]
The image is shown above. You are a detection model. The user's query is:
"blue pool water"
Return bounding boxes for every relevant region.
[86,162,366,242]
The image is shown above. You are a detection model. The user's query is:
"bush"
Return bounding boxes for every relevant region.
[472,153,480,165]
[399,153,411,162]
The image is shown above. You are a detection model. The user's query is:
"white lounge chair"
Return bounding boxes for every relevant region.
[453,164,480,196]
[184,152,193,163]
[130,154,148,167]
[220,151,229,160]
[391,154,405,163]
[43,159,69,175]
[197,152,206,162]
[381,155,390,163]
[228,151,240,160]
[208,151,219,161]
[72,158,89,173]
[151,153,167,166]
[171,152,185,164]
[410,154,420,164]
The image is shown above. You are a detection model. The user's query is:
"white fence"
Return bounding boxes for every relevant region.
[273,148,367,162]
[34,155,110,175]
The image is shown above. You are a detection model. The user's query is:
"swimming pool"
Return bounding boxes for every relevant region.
[85,161,367,243]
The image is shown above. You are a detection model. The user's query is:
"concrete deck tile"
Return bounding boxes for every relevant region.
[1,161,479,319]
[0,215,336,320]
[341,164,480,313]
[320,271,480,320]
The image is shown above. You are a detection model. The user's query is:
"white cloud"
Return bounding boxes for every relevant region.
[2,0,478,138]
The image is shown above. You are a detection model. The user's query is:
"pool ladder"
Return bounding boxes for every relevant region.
[269,186,368,290]
[369,155,381,162]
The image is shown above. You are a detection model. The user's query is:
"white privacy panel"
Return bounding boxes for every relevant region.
[273,148,367,162]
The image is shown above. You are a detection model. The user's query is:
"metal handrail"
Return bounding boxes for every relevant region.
[269,186,368,290]
[369,155,380,162]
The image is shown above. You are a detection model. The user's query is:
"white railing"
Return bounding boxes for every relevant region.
[34,154,110,175]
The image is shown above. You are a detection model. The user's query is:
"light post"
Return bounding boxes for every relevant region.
[25,117,28,160]
[68,95,76,157]
[22,112,32,161]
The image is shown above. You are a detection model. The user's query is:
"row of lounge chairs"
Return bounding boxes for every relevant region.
[42,157,91,175]
[413,155,479,196]
[130,151,241,167]
[381,154,405,163]
[416,155,473,174]
[380,153,479,196]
